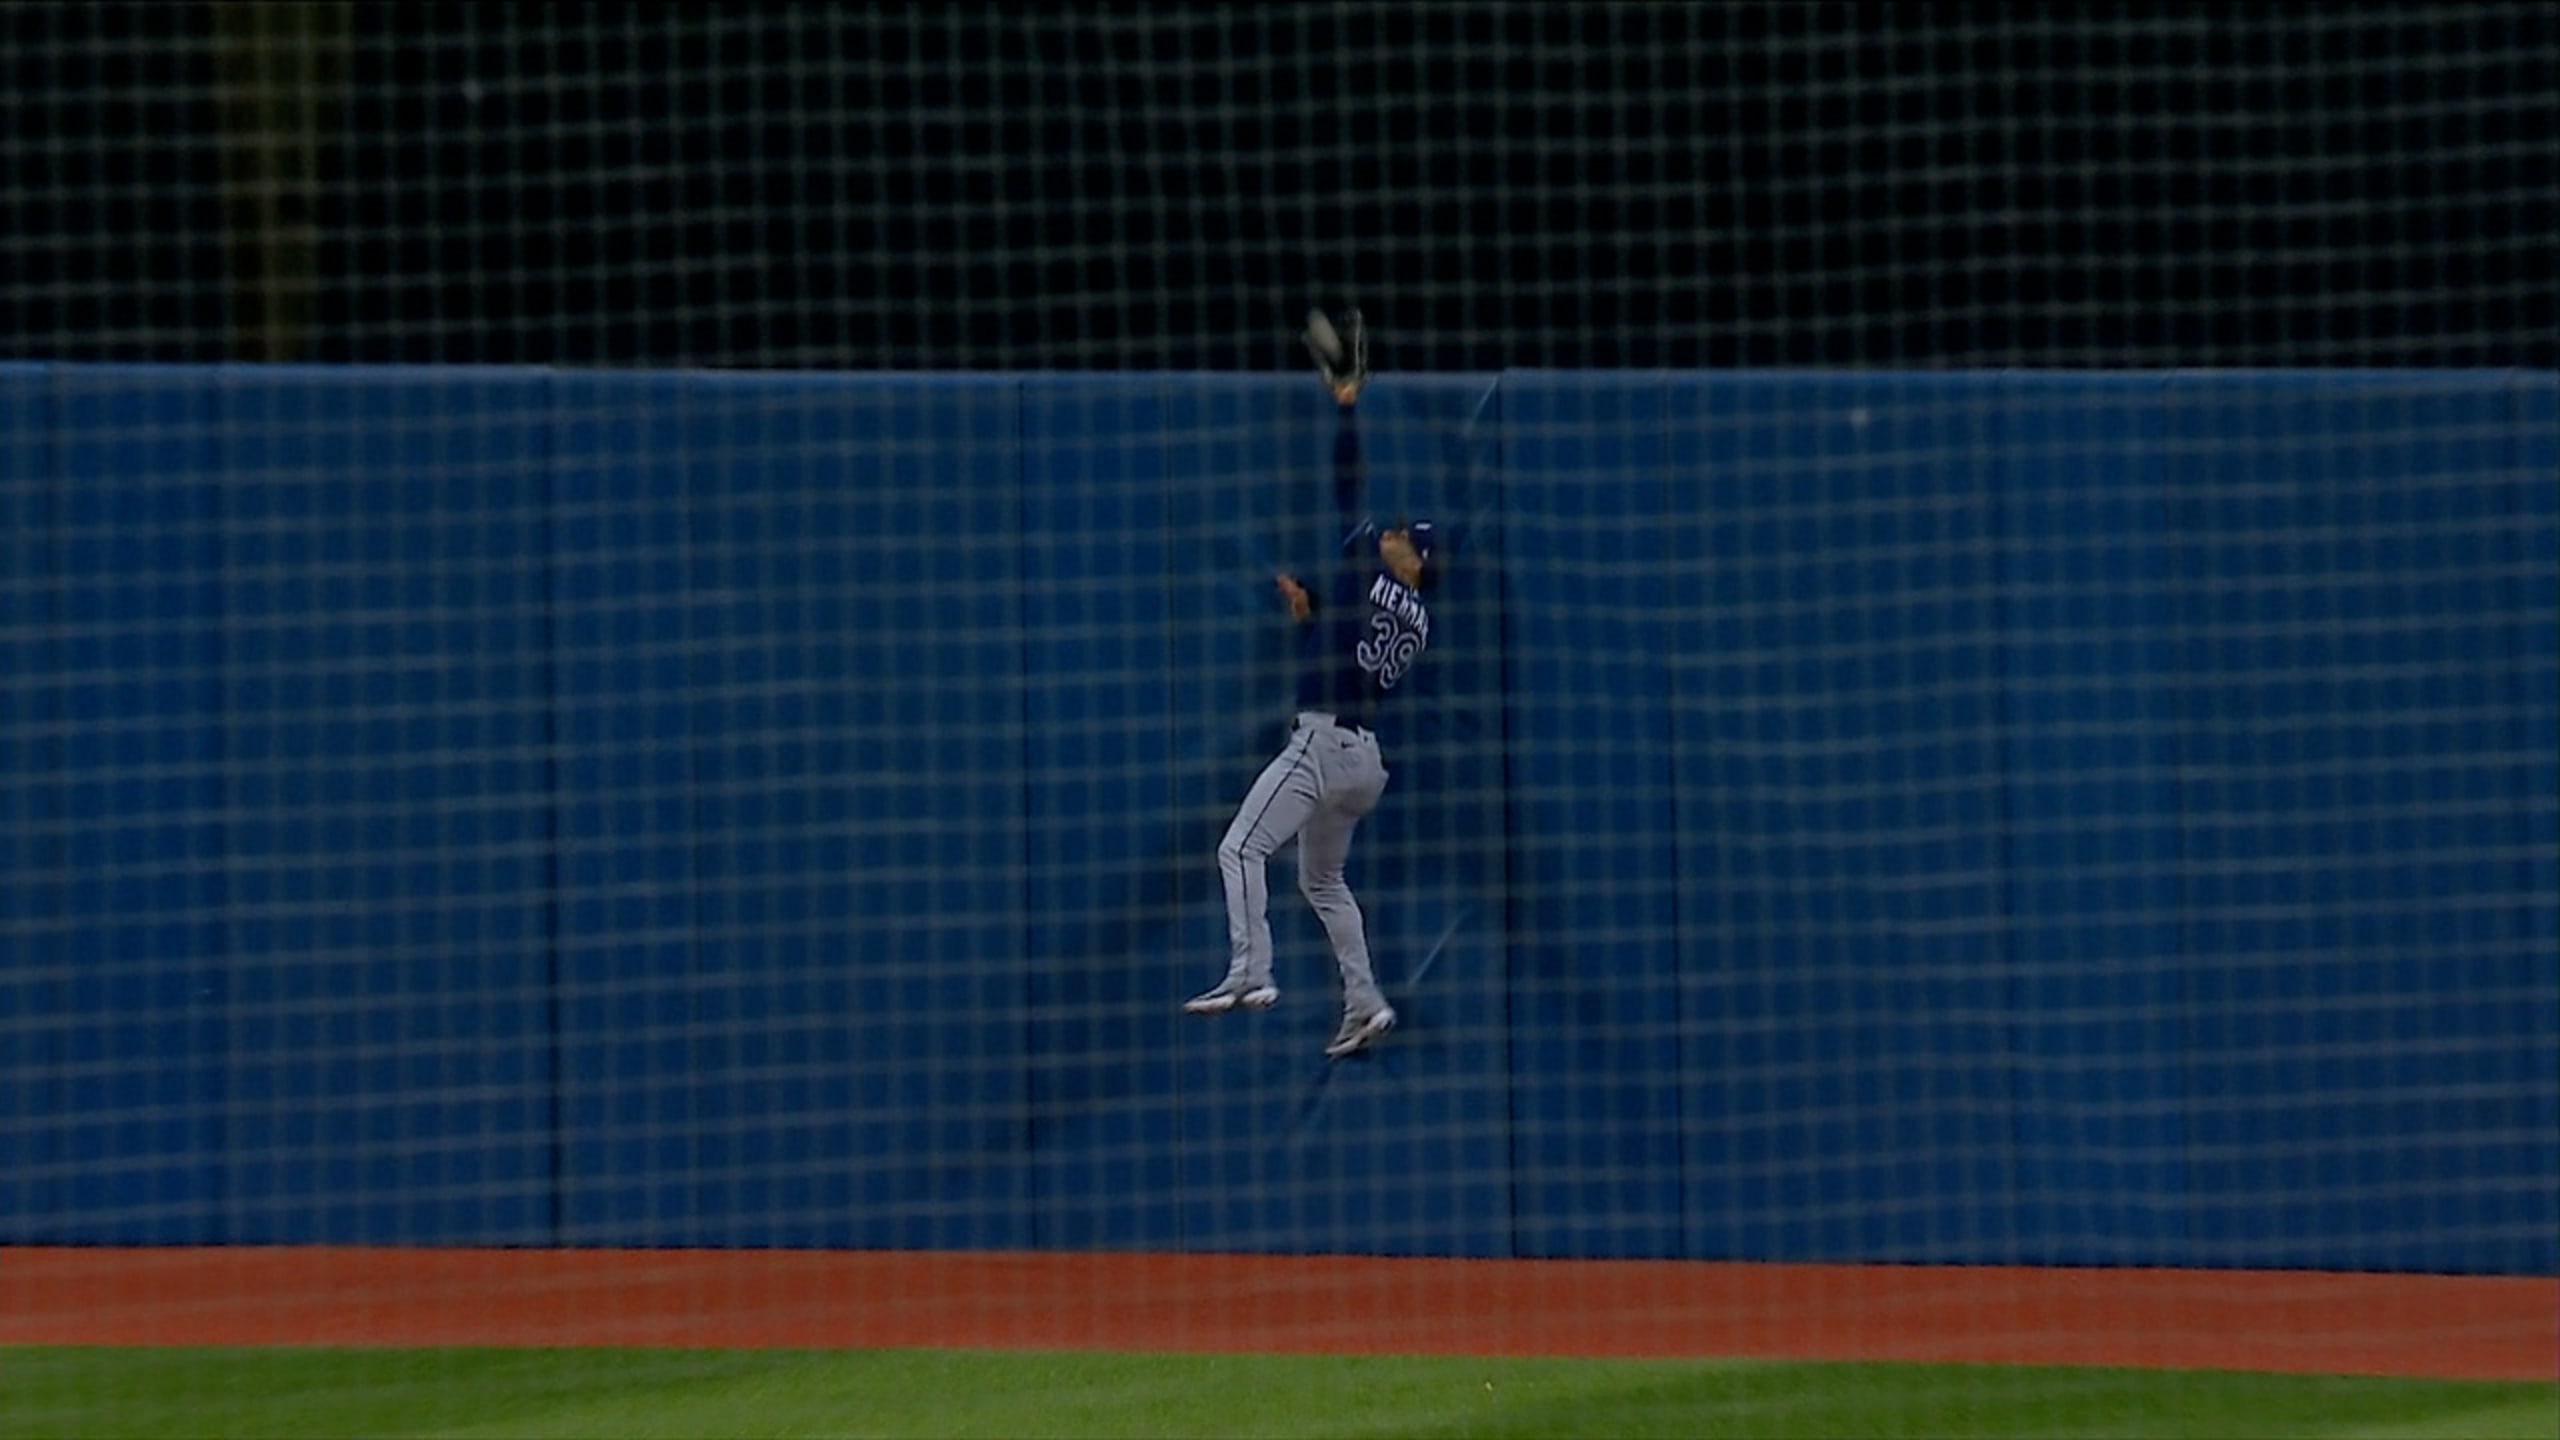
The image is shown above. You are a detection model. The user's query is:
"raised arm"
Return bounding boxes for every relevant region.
[1278,305,1374,621]
[1333,402,1366,535]
[1286,405,1377,621]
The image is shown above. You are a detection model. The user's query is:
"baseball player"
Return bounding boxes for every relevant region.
[1186,305,1441,1059]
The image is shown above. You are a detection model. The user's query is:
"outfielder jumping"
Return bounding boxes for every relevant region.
[1186,305,1440,1059]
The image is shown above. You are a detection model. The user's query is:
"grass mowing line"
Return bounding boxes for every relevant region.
[4,1347,2554,1440]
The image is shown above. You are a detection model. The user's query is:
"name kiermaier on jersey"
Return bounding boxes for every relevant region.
[1367,574,1430,635]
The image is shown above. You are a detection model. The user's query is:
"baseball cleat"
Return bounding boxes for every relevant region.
[1186,978,1281,1015]
[1324,1005,1397,1058]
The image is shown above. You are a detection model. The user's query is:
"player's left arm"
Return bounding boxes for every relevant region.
[1341,399,1361,517]
[1332,404,1370,550]
[1274,405,1371,625]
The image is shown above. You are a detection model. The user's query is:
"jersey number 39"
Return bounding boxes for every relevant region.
[1359,612,1426,690]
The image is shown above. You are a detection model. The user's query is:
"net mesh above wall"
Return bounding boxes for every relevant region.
[3,3,2553,370]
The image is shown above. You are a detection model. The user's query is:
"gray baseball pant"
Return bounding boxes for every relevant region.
[1216,712,1389,1014]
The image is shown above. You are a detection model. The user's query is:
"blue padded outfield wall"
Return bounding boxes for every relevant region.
[1,362,2553,1273]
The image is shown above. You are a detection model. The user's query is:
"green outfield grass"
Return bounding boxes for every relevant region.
[4,1347,2552,1440]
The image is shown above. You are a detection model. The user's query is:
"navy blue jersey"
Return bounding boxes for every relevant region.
[1295,548,1431,722]
[1289,413,1432,725]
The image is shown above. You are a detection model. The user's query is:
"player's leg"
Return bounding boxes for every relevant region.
[1298,730,1396,1055]
[1295,806,1383,1013]
[1189,728,1321,1013]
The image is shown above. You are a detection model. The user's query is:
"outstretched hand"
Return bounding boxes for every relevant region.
[1275,573,1312,621]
